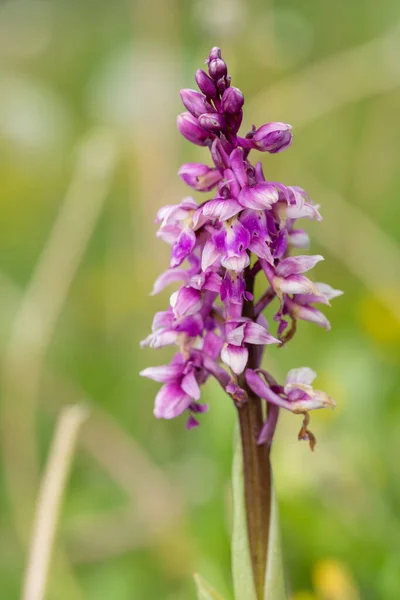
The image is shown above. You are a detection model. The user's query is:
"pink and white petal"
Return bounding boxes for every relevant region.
[154,383,192,419]
[226,323,246,346]
[221,343,248,375]
[181,370,201,400]
[189,272,206,290]
[286,202,322,221]
[221,252,250,272]
[286,297,331,329]
[203,271,222,292]
[152,310,174,331]
[230,147,248,188]
[257,404,279,445]
[218,199,244,221]
[156,204,179,224]
[151,269,189,295]
[293,292,331,306]
[256,312,269,330]
[170,228,196,267]
[238,184,279,210]
[276,255,324,278]
[295,304,331,330]
[156,201,196,225]
[201,239,220,271]
[202,331,223,359]
[140,364,182,383]
[288,229,310,249]
[224,317,248,335]
[249,238,274,264]
[139,333,154,348]
[245,369,290,409]
[285,367,317,389]
[315,282,344,301]
[201,198,243,222]
[149,330,179,348]
[156,224,181,244]
[243,322,280,345]
[290,389,336,412]
[170,287,202,318]
[277,274,322,296]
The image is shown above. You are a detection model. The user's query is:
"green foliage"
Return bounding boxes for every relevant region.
[231,430,257,600]
[194,573,226,600]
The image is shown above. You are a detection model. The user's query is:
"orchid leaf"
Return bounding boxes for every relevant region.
[231,429,257,600]
[263,475,287,600]
[194,573,226,600]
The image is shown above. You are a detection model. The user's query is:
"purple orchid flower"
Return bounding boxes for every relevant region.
[141,47,341,443]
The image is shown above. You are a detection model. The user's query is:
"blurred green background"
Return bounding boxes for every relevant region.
[1,0,400,599]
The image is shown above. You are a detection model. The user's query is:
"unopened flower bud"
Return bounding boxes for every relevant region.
[180,89,213,117]
[208,58,227,80]
[221,87,244,114]
[217,77,230,95]
[178,163,222,191]
[177,112,213,146]
[208,47,222,60]
[253,122,293,153]
[198,112,226,132]
[195,69,217,98]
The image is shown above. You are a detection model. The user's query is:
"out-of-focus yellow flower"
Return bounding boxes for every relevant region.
[359,291,400,345]
[313,559,359,600]
[291,591,317,600]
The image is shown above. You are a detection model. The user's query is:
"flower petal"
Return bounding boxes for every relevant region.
[249,238,273,263]
[277,274,322,296]
[140,364,182,383]
[230,147,248,188]
[202,331,223,359]
[154,383,192,419]
[151,269,189,295]
[181,370,201,400]
[238,183,279,210]
[221,252,250,272]
[315,282,344,301]
[290,389,336,412]
[171,228,196,267]
[170,286,202,317]
[276,255,324,278]
[285,367,317,388]
[243,322,280,345]
[287,299,331,330]
[245,369,290,409]
[288,229,310,248]
[285,202,322,221]
[226,323,246,346]
[221,343,248,375]
[201,239,220,271]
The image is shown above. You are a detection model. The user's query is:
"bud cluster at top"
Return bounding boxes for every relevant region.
[141,48,342,447]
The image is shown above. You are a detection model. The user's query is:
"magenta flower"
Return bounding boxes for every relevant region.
[141,47,341,443]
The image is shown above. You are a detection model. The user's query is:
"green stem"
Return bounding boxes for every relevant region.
[237,363,271,599]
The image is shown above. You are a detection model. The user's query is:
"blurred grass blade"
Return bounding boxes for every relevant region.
[263,476,287,600]
[194,573,225,600]
[231,428,257,600]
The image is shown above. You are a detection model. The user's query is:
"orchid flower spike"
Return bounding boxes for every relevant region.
[141,47,341,446]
